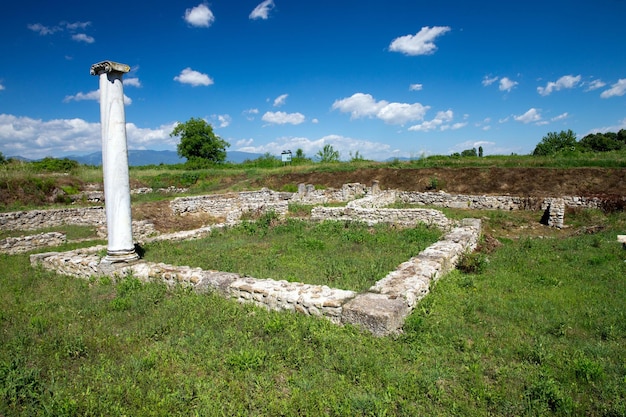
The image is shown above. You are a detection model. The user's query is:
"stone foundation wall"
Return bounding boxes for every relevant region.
[30,217,481,336]
[310,206,452,230]
[170,189,291,222]
[398,191,601,210]
[1,232,67,254]
[0,206,105,231]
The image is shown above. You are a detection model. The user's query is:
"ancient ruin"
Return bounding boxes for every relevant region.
[1,179,610,335]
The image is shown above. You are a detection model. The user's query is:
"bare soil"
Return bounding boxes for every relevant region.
[257,167,626,198]
[134,167,626,234]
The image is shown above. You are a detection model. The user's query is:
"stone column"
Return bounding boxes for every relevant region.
[90,61,139,263]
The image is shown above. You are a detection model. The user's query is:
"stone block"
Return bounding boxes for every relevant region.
[341,293,409,337]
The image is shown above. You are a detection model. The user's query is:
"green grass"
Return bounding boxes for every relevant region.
[142,215,442,292]
[1,210,625,416]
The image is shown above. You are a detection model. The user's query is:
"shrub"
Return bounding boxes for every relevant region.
[456,251,487,274]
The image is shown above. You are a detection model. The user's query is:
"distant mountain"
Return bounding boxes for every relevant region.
[59,150,264,166]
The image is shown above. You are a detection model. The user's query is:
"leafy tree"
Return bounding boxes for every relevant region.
[170,118,230,164]
[618,129,626,144]
[461,148,477,157]
[579,132,623,152]
[0,151,6,164]
[292,148,311,164]
[478,146,483,157]
[316,144,340,163]
[532,130,578,156]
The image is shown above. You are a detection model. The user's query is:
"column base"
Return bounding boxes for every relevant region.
[102,248,140,264]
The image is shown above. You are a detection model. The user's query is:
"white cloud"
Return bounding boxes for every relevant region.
[537,74,581,96]
[235,134,398,161]
[377,102,430,125]
[125,122,179,149]
[311,118,319,124]
[0,113,178,159]
[514,108,542,124]
[174,68,214,87]
[585,79,606,91]
[236,138,254,147]
[408,109,457,132]
[332,93,429,125]
[213,114,231,128]
[585,118,626,136]
[262,111,305,125]
[409,83,423,91]
[63,90,132,106]
[184,4,215,28]
[64,21,91,31]
[27,23,59,35]
[28,21,92,38]
[124,77,142,88]
[273,93,288,107]
[0,83,4,91]
[243,108,259,121]
[483,75,517,92]
[71,33,94,43]
[600,79,626,98]
[389,26,451,56]
[249,0,275,20]
[499,77,518,92]
[551,112,569,122]
[482,75,498,86]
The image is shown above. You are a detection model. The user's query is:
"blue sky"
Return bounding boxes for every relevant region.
[1,0,625,161]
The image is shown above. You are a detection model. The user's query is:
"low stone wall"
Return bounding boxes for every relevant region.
[0,206,105,231]
[347,190,397,209]
[398,191,601,211]
[0,232,66,254]
[290,183,369,205]
[170,189,291,222]
[97,220,158,242]
[310,206,452,230]
[71,186,189,203]
[30,217,481,336]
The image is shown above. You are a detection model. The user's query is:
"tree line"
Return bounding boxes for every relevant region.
[532,129,626,156]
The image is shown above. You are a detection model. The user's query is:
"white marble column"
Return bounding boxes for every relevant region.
[90,61,139,263]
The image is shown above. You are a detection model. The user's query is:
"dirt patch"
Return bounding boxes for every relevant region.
[132,200,221,233]
[258,167,626,198]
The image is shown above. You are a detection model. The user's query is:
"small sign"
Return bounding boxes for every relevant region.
[281,150,292,163]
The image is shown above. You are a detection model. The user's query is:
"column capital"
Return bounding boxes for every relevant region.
[90,61,130,76]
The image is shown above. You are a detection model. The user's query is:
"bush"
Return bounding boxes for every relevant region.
[456,251,487,274]
[533,130,578,156]
[31,157,80,173]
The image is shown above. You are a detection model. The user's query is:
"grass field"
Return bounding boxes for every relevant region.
[142,214,443,292]
[1,207,624,416]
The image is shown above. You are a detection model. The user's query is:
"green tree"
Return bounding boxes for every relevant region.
[316,144,340,163]
[170,118,230,164]
[292,148,311,164]
[617,129,626,144]
[0,151,6,164]
[532,130,578,156]
[579,132,623,152]
[461,148,477,157]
